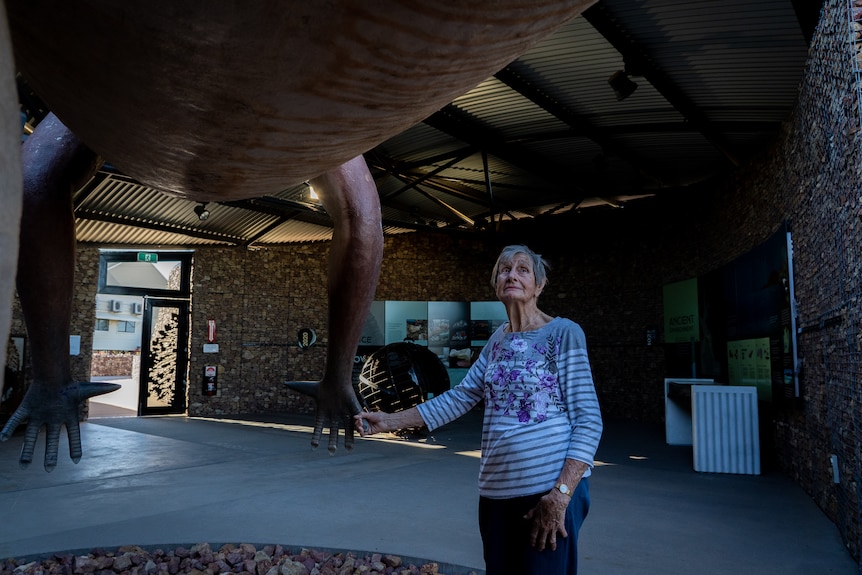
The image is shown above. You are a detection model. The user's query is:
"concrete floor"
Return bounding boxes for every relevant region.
[0,403,857,575]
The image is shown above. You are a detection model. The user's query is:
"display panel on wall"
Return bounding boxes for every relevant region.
[665,224,798,403]
[357,300,507,389]
[663,278,700,344]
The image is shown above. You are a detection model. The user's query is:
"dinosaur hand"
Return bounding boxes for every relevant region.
[285,380,363,454]
[314,380,364,454]
[0,381,119,471]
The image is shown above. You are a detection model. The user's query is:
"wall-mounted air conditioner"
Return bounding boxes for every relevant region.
[133,302,143,314]
[110,300,123,312]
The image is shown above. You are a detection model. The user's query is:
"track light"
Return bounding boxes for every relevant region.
[194,203,210,221]
[608,70,638,101]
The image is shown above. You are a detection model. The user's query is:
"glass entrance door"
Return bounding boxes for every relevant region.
[139,298,190,415]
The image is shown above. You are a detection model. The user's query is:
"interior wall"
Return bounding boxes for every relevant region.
[759,0,861,560]
[187,236,502,417]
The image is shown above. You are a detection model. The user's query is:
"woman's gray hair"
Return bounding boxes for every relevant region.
[490,244,550,289]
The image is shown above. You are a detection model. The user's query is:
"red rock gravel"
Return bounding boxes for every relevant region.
[0,543,479,575]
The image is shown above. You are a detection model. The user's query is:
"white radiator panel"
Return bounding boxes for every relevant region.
[692,386,760,475]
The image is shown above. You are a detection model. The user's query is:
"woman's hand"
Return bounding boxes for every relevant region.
[524,490,570,551]
[354,406,425,437]
[354,411,389,436]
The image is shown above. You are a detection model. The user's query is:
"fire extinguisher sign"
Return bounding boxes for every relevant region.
[203,365,218,396]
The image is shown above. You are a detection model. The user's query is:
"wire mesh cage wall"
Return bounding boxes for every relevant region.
[357,342,450,413]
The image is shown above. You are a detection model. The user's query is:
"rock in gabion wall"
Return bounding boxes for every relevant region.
[189,246,321,417]
[90,353,135,377]
[72,248,99,384]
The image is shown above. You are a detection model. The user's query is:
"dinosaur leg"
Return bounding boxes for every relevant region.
[0,113,115,471]
[287,155,382,453]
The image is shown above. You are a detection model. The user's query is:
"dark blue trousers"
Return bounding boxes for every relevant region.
[478,478,590,575]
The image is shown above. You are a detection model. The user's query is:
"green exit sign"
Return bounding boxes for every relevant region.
[137,252,158,263]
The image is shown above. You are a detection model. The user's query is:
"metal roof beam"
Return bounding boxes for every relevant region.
[494,64,661,182]
[583,3,743,167]
[384,173,481,227]
[74,209,243,245]
[390,156,591,219]
[393,171,557,227]
[377,146,477,202]
[424,105,594,201]
[504,121,781,144]
[223,196,329,220]
[240,216,293,248]
[411,187,475,227]
[383,146,478,173]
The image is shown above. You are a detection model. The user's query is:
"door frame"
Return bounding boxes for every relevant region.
[139,297,191,416]
[96,249,194,416]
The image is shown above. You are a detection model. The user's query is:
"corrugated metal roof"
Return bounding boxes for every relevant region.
[58,0,813,246]
[75,219,230,246]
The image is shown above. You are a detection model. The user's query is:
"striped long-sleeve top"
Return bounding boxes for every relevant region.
[417,317,603,499]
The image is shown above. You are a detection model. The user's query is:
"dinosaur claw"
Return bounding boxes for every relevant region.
[284,381,320,399]
[78,381,121,400]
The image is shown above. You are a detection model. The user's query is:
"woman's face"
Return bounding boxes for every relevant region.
[495,253,544,305]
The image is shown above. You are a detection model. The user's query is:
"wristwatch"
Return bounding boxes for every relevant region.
[555,482,572,497]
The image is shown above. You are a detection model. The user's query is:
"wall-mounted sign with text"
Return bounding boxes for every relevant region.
[663,278,699,344]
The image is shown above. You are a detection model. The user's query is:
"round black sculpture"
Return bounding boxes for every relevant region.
[358,342,450,413]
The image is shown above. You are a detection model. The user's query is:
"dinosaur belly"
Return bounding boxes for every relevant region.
[7,0,592,200]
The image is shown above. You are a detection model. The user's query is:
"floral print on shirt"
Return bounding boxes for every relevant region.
[486,332,566,423]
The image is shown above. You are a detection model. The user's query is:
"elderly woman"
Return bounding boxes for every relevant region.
[355,244,602,575]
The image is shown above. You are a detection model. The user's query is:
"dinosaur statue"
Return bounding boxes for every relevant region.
[0,0,595,470]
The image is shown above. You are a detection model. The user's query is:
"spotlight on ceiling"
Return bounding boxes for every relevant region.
[194,202,210,221]
[608,70,638,101]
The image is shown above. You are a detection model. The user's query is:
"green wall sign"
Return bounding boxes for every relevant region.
[663,278,699,343]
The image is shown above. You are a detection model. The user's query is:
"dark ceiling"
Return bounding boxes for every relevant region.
[21,0,819,247]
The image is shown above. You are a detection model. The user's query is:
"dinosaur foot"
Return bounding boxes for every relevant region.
[284,380,365,454]
[1,380,122,471]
